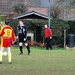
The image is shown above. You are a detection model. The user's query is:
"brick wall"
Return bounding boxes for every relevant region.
[28,7,48,16]
[0,0,75,20]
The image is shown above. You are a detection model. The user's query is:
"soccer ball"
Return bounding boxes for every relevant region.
[3,51,8,56]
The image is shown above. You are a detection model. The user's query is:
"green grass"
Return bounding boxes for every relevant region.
[0,46,75,75]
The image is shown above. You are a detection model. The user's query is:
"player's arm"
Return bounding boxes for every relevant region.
[49,28,52,39]
[16,26,20,39]
[0,27,5,36]
[11,28,16,42]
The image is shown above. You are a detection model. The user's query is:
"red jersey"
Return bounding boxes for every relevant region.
[0,25,16,47]
[44,28,52,38]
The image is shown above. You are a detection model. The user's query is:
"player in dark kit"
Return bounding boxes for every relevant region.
[17,20,31,55]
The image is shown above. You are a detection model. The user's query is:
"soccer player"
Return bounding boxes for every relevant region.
[0,20,16,64]
[17,20,31,55]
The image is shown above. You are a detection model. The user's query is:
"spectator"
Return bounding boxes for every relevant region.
[44,25,52,50]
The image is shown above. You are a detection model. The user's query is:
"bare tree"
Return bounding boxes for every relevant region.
[57,0,75,8]
[51,6,61,18]
[12,3,28,15]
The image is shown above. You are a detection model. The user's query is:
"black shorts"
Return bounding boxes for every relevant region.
[19,37,28,43]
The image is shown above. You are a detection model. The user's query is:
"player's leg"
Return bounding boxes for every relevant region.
[19,42,23,55]
[24,42,31,55]
[45,38,49,50]
[7,47,12,64]
[47,38,52,50]
[0,47,4,64]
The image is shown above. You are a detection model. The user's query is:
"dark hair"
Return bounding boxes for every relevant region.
[5,20,9,25]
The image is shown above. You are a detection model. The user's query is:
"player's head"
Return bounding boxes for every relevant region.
[5,20,9,25]
[19,20,24,26]
[44,25,48,28]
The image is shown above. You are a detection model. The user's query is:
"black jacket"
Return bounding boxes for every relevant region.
[17,25,27,39]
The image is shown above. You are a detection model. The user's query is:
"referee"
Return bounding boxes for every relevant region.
[17,20,31,55]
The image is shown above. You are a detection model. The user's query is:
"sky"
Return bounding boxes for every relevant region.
[41,0,56,7]
[41,0,49,7]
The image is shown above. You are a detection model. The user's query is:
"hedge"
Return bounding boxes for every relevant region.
[8,18,73,48]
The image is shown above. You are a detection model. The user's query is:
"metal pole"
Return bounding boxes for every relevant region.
[64,9,66,48]
[48,0,50,28]
[64,29,66,48]
[64,9,66,20]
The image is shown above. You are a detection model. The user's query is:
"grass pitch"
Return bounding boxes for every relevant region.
[0,46,75,75]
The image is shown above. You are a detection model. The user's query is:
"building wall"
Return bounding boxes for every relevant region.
[28,7,48,16]
[29,0,41,7]
[0,0,75,20]
[0,0,26,14]
[0,0,48,17]
[66,9,75,20]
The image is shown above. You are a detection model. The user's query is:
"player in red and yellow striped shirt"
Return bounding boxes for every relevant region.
[0,20,16,64]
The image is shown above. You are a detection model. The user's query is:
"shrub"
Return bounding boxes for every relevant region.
[9,18,70,48]
[51,18,69,47]
[68,20,75,34]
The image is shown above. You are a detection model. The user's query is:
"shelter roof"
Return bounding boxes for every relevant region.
[13,11,48,20]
